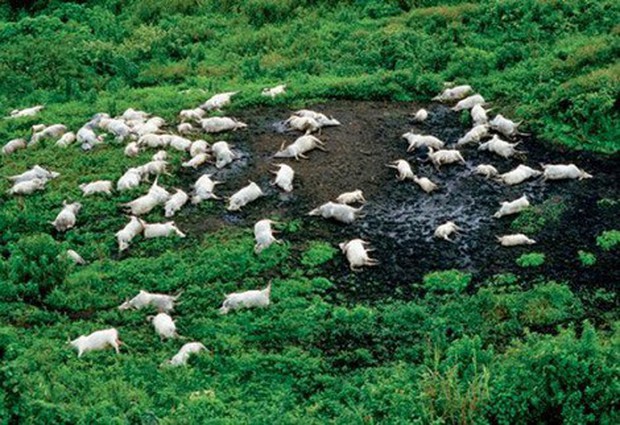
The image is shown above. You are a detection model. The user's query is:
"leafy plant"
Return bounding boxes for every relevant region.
[423,270,472,294]
[596,229,620,251]
[578,250,597,266]
[516,252,546,268]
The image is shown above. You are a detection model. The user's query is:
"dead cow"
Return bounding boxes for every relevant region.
[339,239,378,271]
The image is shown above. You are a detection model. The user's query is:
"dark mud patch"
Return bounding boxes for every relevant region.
[174,101,620,303]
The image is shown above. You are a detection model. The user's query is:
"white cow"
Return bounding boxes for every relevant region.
[200,117,247,133]
[270,163,294,192]
[150,313,178,340]
[192,174,221,204]
[118,289,180,313]
[140,220,186,239]
[115,216,144,251]
[308,202,363,224]
[262,84,287,98]
[79,180,113,196]
[51,201,82,232]
[494,195,530,218]
[542,164,592,181]
[227,182,264,211]
[386,159,414,181]
[167,342,207,366]
[434,221,462,242]
[274,135,326,160]
[164,189,189,217]
[2,139,27,155]
[336,190,366,204]
[496,165,541,185]
[70,328,121,358]
[339,239,378,271]
[497,234,536,246]
[219,283,271,314]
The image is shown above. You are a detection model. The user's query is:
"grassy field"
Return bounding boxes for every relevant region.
[0,1,619,424]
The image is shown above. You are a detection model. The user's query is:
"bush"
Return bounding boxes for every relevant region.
[3,234,69,303]
[578,250,597,267]
[516,252,545,268]
[596,229,620,251]
[301,241,337,268]
[423,270,472,294]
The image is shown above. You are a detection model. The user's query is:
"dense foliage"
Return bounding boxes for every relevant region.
[0,0,618,152]
[0,1,618,424]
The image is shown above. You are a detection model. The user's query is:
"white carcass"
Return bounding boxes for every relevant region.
[478,135,523,159]
[118,289,180,313]
[150,313,178,340]
[402,132,445,151]
[227,182,265,211]
[211,141,236,168]
[339,239,378,271]
[493,195,530,218]
[219,283,271,314]
[192,174,221,204]
[270,163,295,192]
[51,201,82,232]
[79,180,113,196]
[413,176,439,193]
[386,159,415,181]
[412,109,428,122]
[497,234,536,246]
[434,221,462,241]
[2,138,27,155]
[308,202,363,224]
[428,148,466,169]
[336,190,366,204]
[474,164,499,178]
[70,328,121,358]
[274,135,326,160]
[199,91,238,111]
[496,165,541,185]
[117,168,142,191]
[254,219,280,254]
[200,117,247,133]
[456,124,489,147]
[489,114,526,138]
[262,84,287,98]
[115,216,144,251]
[452,94,485,111]
[542,164,592,181]
[432,85,473,102]
[164,189,189,217]
[167,342,207,367]
[140,220,186,239]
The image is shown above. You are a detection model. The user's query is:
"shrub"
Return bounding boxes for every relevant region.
[301,241,337,268]
[596,229,620,251]
[423,270,472,294]
[516,252,545,268]
[3,234,69,303]
[577,250,597,267]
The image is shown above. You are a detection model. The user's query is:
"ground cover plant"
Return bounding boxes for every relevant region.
[0,1,619,424]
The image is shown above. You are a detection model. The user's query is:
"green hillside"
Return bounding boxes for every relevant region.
[0,1,618,424]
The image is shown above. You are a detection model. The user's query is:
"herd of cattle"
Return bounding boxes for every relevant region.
[2,84,592,360]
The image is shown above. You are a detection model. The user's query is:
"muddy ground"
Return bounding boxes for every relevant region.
[175,101,620,303]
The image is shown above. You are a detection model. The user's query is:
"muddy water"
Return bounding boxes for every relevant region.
[176,101,620,302]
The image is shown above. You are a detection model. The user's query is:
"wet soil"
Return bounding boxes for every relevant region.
[175,101,620,302]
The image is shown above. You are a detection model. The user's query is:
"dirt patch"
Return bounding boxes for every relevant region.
[175,101,620,302]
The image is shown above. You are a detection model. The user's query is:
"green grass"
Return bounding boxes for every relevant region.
[596,229,620,251]
[0,0,618,152]
[516,252,546,268]
[0,1,618,423]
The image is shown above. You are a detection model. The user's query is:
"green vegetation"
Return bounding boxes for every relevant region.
[596,229,620,251]
[423,269,472,293]
[578,250,597,267]
[0,0,619,152]
[511,196,567,234]
[516,252,546,268]
[0,1,618,423]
